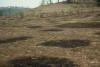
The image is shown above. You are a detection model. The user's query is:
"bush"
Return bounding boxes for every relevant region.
[18,12,24,18]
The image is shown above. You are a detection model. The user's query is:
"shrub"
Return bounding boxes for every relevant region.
[18,12,24,18]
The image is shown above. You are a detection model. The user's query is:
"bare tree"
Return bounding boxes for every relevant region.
[58,0,60,3]
[49,0,52,4]
[41,0,45,5]
[67,0,72,3]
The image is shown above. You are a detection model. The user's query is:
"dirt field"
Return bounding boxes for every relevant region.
[0,3,100,67]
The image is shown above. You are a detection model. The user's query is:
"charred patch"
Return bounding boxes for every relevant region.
[40,40,90,48]
[57,23,100,28]
[95,32,100,35]
[27,26,42,29]
[41,29,63,32]
[0,36,32,44]
[9,56,78,67]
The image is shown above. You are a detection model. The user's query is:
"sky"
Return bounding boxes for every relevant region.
[0,0,65,8]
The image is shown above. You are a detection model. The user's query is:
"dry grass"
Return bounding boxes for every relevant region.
[0,3,100,67]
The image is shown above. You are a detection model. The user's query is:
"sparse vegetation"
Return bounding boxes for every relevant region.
[18,12,24,19]
[0,1,100,67]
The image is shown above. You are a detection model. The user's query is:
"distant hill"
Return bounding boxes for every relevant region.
[0,7,30,16]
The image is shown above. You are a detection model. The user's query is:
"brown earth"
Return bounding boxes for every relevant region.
[0,3,100,67]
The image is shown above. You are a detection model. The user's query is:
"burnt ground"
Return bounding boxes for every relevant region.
[0,37,32,44]
[0,9,100,67]
[9,56,78,67]
[39,40,90,48]
[95,32,100,35]
[56,22,100,28]
[41,28,63,32]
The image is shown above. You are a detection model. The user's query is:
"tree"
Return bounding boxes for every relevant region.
[67,0,72,3]
[41,0,45,5]
[0,10,3,16]
[58,0,60,3]
[97,0,100,6]
[49,0,52,4]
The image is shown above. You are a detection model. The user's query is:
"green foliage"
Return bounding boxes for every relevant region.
[73,6,78,8]
[18,12,24,19]
[0,10,3,16]
[97,2,100,6]
[0,7,29,16]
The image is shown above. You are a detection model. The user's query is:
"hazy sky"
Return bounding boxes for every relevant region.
[0,0,65,8]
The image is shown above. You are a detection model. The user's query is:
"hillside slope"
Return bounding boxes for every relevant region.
[0,7,30,16]
[0,3,100,67]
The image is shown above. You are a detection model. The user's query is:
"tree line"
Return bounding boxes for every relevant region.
[41,0,100,6]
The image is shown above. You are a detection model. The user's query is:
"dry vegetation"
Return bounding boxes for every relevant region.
[0,2,100,67]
